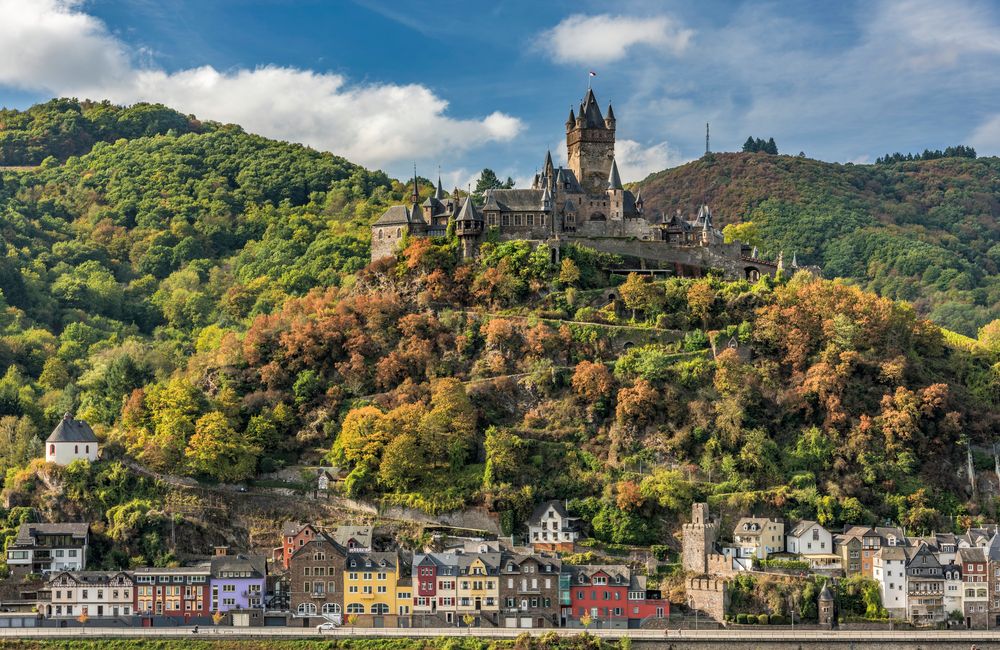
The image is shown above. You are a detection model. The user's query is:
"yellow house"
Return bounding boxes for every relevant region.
[456,552,500,626]
[344,551,406,627]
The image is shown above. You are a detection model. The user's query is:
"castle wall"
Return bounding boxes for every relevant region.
[686,577,730,622]
[371,226,407,261]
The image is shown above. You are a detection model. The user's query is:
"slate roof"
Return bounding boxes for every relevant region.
[608,159,623,191]
[957,547,986,563]
[529,500,573,524]
[47,571,131,585]
[578,89,606,128]
[346,551,397,571]
[47,414,98,444]
[210,554,267,578]
[14,523,89,546]
[331,525,373,549]
[877,546,907,561]
[281,521,309,537]
[374,205,414,226]
[790,520,821,537]
[455,195,482,222]
[483,189,545,213]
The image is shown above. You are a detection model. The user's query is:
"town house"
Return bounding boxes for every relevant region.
[499,553,561,629]
[288,531,347,622]
[6,523,89,578]
[44,571,133,619]
[208,548,266,613]
[132,565,211,621]
[732,518,784,560]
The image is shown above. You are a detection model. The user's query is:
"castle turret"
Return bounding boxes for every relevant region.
[455,194,483,260]
[410,166,420,205]
[605,102,616,130]
[634,188,644,215]
[434,174,445,200]
[607,158,624,221]
[565,108,576,133]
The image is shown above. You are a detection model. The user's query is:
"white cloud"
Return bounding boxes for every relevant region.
[969,114,1000,151]
[540,14,693,65]
[0,0,522,169]
[614,139,683,182]
[871,0,1000,68]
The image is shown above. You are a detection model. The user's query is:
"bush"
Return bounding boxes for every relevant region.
[770,614,786,625]
[736,613,748,624]
[757,614,769,625]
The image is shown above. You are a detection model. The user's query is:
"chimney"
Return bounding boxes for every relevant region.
[214,545,229,557]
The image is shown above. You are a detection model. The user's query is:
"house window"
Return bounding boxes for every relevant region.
[50,444,55,455]
[526,214,534,226]
[488,214,496,226]
[75,445,79,453]
[514,214,522,225]
[501,214,509,226]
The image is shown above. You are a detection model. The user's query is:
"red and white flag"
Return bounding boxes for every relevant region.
[589,71,597,77]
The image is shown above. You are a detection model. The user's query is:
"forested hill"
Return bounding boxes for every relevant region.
[0,99,997,570]
[0,98,209,165]
[634,152,1000,337]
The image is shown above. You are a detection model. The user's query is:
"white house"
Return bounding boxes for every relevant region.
[45,571,134,618]
[527,501,581,551]
[45,414,99,465]
[873,546,908,619]
[786,520,833,556]
[6,523,89,578]
[943,562,963,618]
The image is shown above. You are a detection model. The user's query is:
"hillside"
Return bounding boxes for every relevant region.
[634,152,1000,336]
[0,99,997,572]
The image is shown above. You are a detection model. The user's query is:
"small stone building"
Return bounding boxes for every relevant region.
[818,584,836,627]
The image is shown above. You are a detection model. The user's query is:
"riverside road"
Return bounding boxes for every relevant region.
[4,627,1000,648]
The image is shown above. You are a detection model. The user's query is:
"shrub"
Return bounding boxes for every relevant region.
[758,614,769,625]
[736,613,748,624]
[770,614,785,625]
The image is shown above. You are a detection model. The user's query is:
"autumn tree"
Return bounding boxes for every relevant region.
[571,361,614,402]
[558,258,581,286]
[618,273,661,320]
[185,411,260,481]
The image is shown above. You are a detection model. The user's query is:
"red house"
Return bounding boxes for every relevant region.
[566,565,667,629]
[275,522,319,570]
[132,565,211,621]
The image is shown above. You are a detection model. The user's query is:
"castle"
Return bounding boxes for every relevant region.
[372,88,781,281]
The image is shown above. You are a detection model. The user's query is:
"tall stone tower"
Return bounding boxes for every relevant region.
[682,502,720,575]
[566,88,615,196]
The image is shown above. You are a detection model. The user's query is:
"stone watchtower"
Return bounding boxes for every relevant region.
[682,502,720,574]
[566,88,615,196]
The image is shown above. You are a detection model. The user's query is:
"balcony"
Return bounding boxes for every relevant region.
[310,592,328,599]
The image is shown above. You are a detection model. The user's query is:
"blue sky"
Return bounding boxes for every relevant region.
[3,0,1000,188]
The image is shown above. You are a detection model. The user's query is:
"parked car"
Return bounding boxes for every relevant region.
[316,621,338,631]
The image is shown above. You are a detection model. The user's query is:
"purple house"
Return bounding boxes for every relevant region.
[209,548,267,612]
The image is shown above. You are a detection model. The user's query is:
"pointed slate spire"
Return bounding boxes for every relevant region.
[541,183,552,210]
[607,158,623,191]
[606,103,615,120]
[580,88,605,127]
[456,194,481,222]
[634,188,643,206]
[434,172,444,200]
[410,164,420,204]
[566,107,576,127]
[544,150,554,175]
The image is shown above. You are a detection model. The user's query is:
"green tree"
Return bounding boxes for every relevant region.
[184,411,260,481]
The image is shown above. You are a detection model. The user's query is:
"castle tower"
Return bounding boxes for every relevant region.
[566,88,615,196]
[454,194,483,260]
[683,502,720,575]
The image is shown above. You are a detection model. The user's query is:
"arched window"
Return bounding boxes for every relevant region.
[371,603,389,614]
[396,228,401,237]
[347,603,364,614]
[378,229,383,240]
[85,445,89,454]
[50,444,55,455]
[322,603,341,614]
[74,445,79,454]
[297,603,317,615]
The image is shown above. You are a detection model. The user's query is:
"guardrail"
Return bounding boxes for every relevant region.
[7,627,1000,641]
